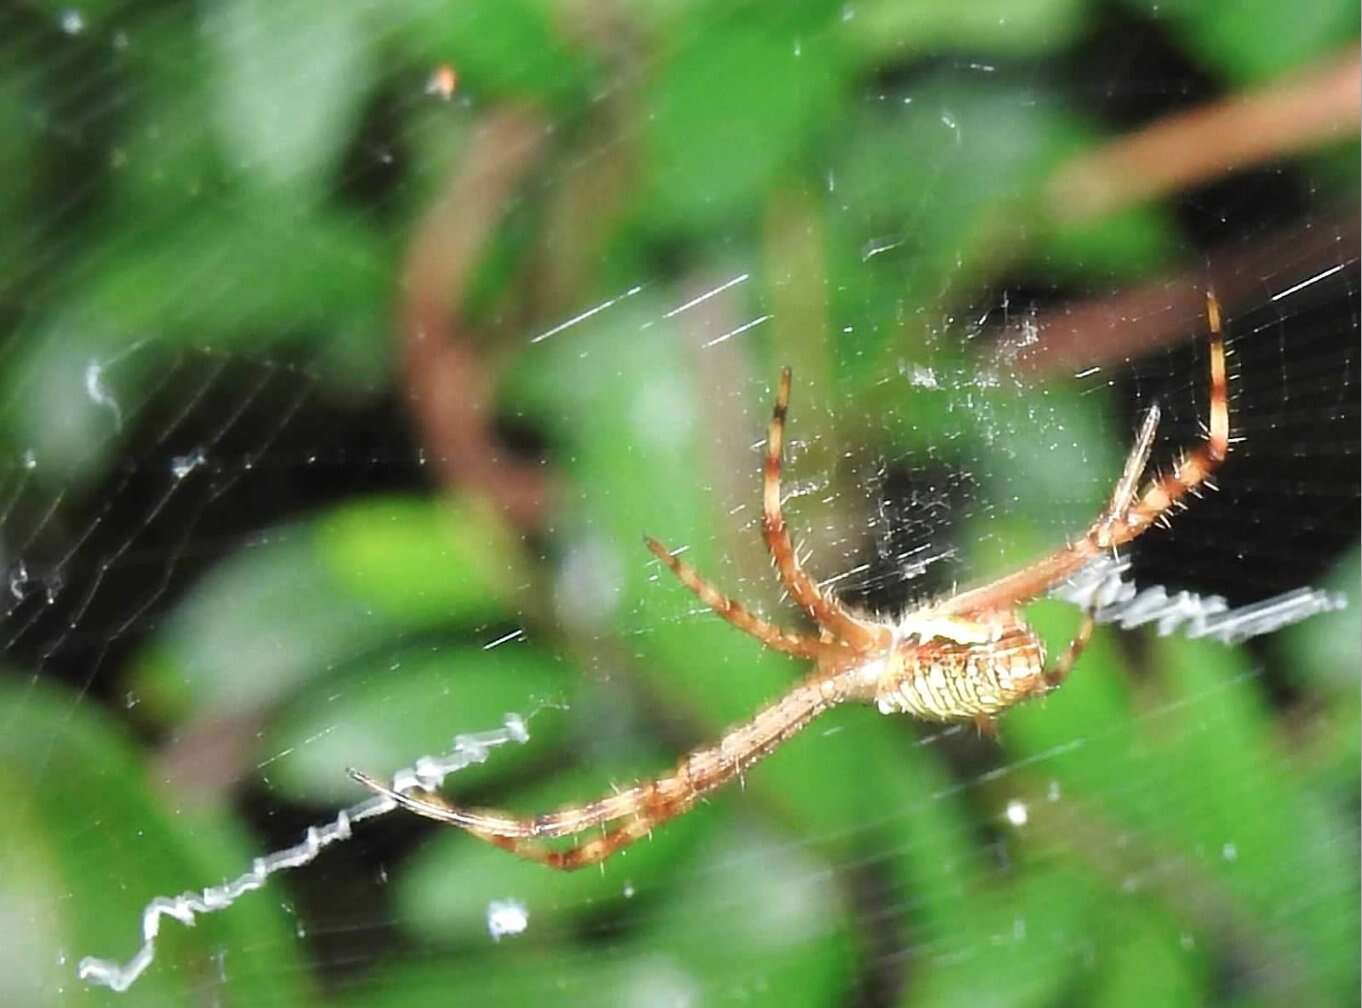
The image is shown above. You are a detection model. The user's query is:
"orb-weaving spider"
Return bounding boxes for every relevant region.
[352,293,1229,869]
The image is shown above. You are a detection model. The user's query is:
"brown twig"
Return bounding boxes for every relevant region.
[1018,209,1358,376]
[398,106,550,527]
[1048,45,1360,223]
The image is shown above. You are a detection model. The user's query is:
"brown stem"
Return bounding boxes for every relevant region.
[398,106,550,527]
[1049,45,1360,223]
[1017,209,1358,376]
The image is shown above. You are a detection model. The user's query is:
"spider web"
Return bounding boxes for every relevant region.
[1,3,1357,1007]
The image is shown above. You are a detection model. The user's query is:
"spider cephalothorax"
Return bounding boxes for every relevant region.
[353,293,1229,869]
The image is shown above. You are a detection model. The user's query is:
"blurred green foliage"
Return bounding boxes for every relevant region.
[0,1,1356,1006]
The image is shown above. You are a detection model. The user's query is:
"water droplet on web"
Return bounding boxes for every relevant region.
[1004,799,1028,826]
[783,477,827,502]
[902,363,939,390]
[1221,842,1237,862]
[22,450,36,469]
[486,899,528,941]
[59,9,84,35]
[10,561,30,601]
[170,448,205,479]
[85,360,123,429]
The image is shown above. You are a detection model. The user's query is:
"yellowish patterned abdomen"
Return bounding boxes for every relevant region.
[873,628,1047,721]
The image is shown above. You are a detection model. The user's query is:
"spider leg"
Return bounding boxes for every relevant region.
[763,368,888,649]
[1111,291,1229,544]
[1041,611,1095,688]
[349,769,666,869]
[928,291,1230,617]
[351,675,845,870]
[477,813,670,870]
[1094,403,1160,547]
[644,535,831,659]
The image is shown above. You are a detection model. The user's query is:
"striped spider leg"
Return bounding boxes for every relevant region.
[353,292,1229,869]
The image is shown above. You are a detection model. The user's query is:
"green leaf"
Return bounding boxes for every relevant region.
[913,866,1095,1007]
[963,374,1125,542]
[0,675,312,1005]
[1039,202,1179,281]
[1122,0,1358,83]
[0,47,45,304]
[1275,547,1360,793]
[823,81,1104,387]
[641,819,855,1007]
[83,201,387,342]
[1144,634,1355,999]
[20,0,123,29]
[645,24,841,231]
[314,495,523,626]
[206,0,374,194]
[849,0,1091,60]
[264,645,570,805]
[1002,603,1139,773]
[876,723,990,947]
[1274,544,1359,697]
[132,495,520,720]
[832,82,1074,229]
[1089,903,1207,1008]
[348,820,852,1008]
[1,196,389,479]
[1006,622,1355,1002]
[330,946,679,1008]
[104,8,229,219]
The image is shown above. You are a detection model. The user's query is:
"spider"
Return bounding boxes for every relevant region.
[352,292,1229,870]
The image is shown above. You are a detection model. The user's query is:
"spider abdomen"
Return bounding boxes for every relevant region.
[874,631,1047,721]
